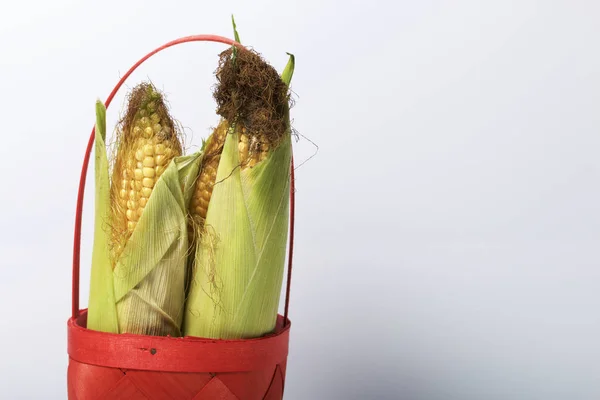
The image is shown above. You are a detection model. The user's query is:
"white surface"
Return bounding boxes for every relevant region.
[1,1,599,399]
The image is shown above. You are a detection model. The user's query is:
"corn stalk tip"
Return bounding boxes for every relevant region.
[231,14,241,43]
[95,100,107,141]
[281,53,295,87]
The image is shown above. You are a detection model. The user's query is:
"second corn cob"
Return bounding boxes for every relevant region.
[184,45,295,339]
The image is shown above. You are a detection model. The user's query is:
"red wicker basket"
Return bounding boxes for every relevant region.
[67,35,297,400]
[67,312,291,399]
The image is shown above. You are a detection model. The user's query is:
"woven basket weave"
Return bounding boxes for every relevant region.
[66,35,297,400]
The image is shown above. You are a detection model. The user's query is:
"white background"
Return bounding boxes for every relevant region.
[1,1,599,399]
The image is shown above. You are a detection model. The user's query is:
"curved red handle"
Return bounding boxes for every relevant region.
[72,35,296,327]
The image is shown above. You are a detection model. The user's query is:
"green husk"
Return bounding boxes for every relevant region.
[231,15,241,63]
[87,100,202,336]
[112,152,201,336]
[183,53,295,339]
[87,101,118,333]
[87,18,296,340]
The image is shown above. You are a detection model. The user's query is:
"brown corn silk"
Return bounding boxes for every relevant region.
[188,46,288,229]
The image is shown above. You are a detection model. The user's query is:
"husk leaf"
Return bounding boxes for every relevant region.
[113,151,201,336]
[87,101,119,333]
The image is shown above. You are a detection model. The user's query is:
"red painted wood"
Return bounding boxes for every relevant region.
[68,361,125,400]
[126,370,213,399]
[263,366,285,400]
[192,378,238,400]
[68,361,286,399]
[283,158,295,326]
[217,370,274,400]
[103,377,149,400]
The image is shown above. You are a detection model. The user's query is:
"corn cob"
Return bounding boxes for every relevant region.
[183,47,294,339]
[189,122,270,228]
[189,120,228,225]
[109,83,183,264]
[238,127,270,168]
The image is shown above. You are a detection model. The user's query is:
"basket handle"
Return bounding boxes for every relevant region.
[72,35,296,328]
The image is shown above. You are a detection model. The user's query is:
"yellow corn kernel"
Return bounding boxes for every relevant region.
[143,167,155,178]
[143,157,155,168]
[189,120,229,225]
[238,127,269,169]
[109,83,183,264]
[189,121,274,232]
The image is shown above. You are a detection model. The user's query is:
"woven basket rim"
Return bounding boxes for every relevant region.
[68,309,291,373]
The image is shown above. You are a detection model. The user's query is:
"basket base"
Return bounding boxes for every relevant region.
[68,359,286,399]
